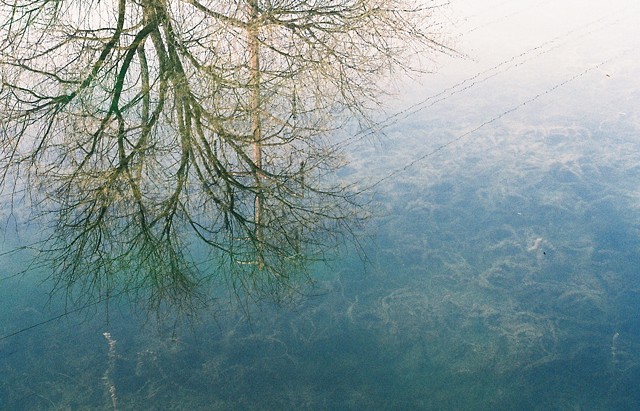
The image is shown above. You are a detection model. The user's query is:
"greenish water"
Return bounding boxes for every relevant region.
[3,2,640,408]
[2,113,640,409]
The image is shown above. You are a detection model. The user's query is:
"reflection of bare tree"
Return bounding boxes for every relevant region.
[0,1,451,309]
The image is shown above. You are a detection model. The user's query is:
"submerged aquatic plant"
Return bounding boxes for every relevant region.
[103,332,118,411]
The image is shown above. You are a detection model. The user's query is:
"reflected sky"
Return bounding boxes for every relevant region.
[2,2,640,409]
[353,0,640,190]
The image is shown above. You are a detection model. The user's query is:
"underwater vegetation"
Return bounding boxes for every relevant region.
[2,114,640,410]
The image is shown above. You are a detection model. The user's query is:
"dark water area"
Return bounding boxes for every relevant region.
[3,1,640,410]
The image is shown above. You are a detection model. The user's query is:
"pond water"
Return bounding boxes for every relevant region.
[2,1,640,409]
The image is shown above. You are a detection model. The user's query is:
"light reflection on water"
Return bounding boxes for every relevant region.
[2,1,640,409]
